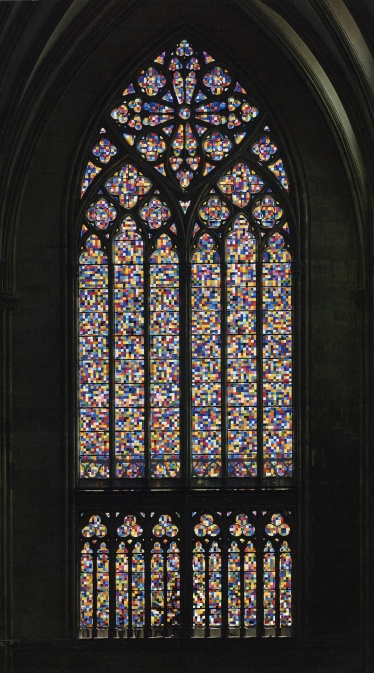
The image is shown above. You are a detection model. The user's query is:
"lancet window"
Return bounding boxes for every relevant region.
[75,38,298,638]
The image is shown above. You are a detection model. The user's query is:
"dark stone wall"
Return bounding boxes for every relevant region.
[3,1,367,671]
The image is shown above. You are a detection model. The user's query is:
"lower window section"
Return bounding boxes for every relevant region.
[79,509,293,638]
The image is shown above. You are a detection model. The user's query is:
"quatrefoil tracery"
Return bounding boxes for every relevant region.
[117,514,143,538]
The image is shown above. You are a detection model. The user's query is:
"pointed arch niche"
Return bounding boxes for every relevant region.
[75,38,299,639]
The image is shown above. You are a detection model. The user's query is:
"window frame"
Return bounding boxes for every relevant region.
[73,35,302,639]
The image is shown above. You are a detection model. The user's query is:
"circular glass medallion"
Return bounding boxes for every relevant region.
[179,106,191,119]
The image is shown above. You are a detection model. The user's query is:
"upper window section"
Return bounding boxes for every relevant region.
[76,39,296,487]
[80,39,289,198]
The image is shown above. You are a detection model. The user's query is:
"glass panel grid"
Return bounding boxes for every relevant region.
[79,237,110,479]
[191,236,221,478]
[262,233,292,478]
[226,216,257,477]
[150,236,180,478]
[114,218,145,478]
[80,510,292,638]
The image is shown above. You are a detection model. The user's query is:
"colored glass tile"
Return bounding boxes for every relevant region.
[268,158,289,191]
[203,132,232,160]
[116,542,129,629]
[137,133,166,161]
[253,195,283,227]
[185,71,196,103]
[79,237,109,479]
[265,513,290,537]
[151,543,164,626]
[140,198,171,228]
[241,102,258,121]
[228,542,241,626]
[226,216,257,477]
[263,541,276,627]
[111,104,129,124]
[209,542,222,626]
[244,542,257,626]
[106,164,152,209]
[203,66,231,94]
[193,541,205,627]
[132,542,145,627]
[167,542,181,625]
[173,71,184,104]
[252,134,277,161]
[150,235,180,477]
[194,514,220,537]
[97,543,110,628]
[199,196,229,227]
[279,541,292,627]
[218,163,264,207]
[191,236,221,476]
[114,219,145,478]
[92,138,117,164]
[77,42,296,635]
[80,543,93,629]
[263,233,292,477]
[81,161,101,196]
[138,67,166,95]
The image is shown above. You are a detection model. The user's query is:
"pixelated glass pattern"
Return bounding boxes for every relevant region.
[153,514,178,538]
[251,134,277,162]
[194,514,220,537]
[116,542,129,630]
[228,541,241,627]
[87,198,117,230]
[138,133,166,162]
[150,235,180,478]
[263,541,276,627]
[117,514,143,538]
[82,515,107,538]
[114,216,145,478]
[138,67,166,95]
[262,233,292,477]
[226,215,257,477]
[193,541,205,627]
[106,164,152,209]
[203,132,232,161]
[265,513,290,537]
[81,161,101,196]
[97,543,110,629]
[106,40,262,189]
[79,236,109,479]
[192,514,222,631]
[268,158,289,191]
[92,138,117,164]
[191,235,221,477]
[115,514,147,633]
[203,66,231,94]
[217,163,264,208]
[80,543,93,630]
[140,198,171,228]
[199,196,230,228]
[150,515,180,628]
[244,542,257,627]
[252,195,283,228]
[132,542,145,628]
[279,541,292,627]
[209,542,222,626]
[228,515,256,629]
[227,541,256,629]
[151,542,164,627]
[167,542,181,626]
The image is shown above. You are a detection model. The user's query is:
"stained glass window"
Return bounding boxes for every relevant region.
[79,509,292,638]
[76,38,298,638]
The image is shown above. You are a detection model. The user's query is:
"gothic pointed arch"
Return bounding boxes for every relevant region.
[75,36,298,639]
